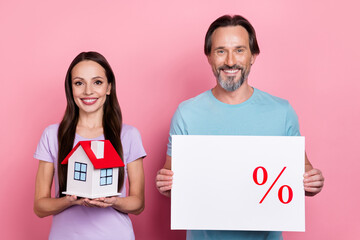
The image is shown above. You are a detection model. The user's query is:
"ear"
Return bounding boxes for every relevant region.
[250,54,257,65]
[106,83,111,95]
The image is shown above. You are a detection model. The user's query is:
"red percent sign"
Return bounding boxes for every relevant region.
[253,166,293,204]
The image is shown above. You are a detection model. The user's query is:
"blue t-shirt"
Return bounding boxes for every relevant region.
[167,88,300,240]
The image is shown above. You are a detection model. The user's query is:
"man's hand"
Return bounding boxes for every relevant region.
[303,168,324,196]
[156,168,173,197]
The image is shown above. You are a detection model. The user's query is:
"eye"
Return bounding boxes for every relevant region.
[216,50,225,55]
[236,48,244,53]
[94,80,103,85]
[74,81,83,86]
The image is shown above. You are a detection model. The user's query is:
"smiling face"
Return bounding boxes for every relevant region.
[207,26,256,92]
[71,60,111,116]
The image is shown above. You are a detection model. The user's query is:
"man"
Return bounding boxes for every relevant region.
[156,15,324,239]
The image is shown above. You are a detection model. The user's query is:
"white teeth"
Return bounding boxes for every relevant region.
[83,99,96,103]
[224,69,239,73]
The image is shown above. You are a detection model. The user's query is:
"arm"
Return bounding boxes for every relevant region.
[84,158,145,215]
[34,161,84,218]
[303,153,324,196]
[155,155,173,197]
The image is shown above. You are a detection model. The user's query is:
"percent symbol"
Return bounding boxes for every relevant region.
[253,166,293,204]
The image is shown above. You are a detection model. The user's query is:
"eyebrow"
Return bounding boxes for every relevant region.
[92,76,104,80]
[214,45,247,51]
[72,76,104,81]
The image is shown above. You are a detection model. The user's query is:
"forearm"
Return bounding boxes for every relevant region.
[34,161,77,218]
[113,158,145,215]
[112,195,144,215]
[34,196,74,218]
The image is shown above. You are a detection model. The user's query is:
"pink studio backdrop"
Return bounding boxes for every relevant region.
[1,0,359,239]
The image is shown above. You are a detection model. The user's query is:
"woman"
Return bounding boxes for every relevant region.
[34,52,146,239]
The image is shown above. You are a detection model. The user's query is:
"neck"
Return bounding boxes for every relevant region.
[212,80,254,105]
[78,110,103,128]
[76,111,104,138]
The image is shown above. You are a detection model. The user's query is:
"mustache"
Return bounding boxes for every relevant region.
[218,65,242,71]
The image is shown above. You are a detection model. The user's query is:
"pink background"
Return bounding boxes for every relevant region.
[1,0,359,239]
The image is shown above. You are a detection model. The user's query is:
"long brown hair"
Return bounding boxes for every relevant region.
[57,51,124,197]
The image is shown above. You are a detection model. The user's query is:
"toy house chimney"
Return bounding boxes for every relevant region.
[91,141,104,159]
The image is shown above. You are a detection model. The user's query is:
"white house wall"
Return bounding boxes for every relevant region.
[92,167,119,197]
[66,146,94,197]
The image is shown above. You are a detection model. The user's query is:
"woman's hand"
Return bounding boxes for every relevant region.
[65,195,85,206]
[83,197,117,208]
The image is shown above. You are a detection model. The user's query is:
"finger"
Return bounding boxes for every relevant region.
[304,181,324,188]
[156,174,173,181]
[304,174,324,183]
[88,201,102,207]
[304,186,323,193]
[105,197,116,205]
[84,199,101,207]
[158,169,174,176]
[101,202,113,207]
[159,185,172,192]
[66,195,77,202]
[156,180,173,188]
[304,168,322,177]
[90,200,111,208]
[82,201,94,207]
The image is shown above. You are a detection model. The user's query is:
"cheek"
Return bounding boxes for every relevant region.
[72,85,82,96]
[240,55,252,65]
[72,89,78,97]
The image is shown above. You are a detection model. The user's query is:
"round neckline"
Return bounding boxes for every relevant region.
[75,133,104,140]
[208,87,257,108]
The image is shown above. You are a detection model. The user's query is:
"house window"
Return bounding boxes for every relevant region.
[100,168,113,186]
[74,162,87,181]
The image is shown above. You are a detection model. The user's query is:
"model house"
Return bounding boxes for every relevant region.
[61,140,124,199]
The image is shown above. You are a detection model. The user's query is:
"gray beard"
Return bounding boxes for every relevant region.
[217,67,250,92]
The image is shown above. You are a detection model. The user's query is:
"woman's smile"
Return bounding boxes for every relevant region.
[81,98,98,105]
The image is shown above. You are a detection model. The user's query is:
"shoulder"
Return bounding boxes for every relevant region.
[44,123,60,135]
[177,90,211,111]
[121,124,146,162]
[254,88,298,120]
[121,124,142,140]
[34,123,60,162]
[40,123,59,140]
[253,88,292,110]
[254,88,289,105]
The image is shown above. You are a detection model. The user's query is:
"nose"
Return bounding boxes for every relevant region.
[84,84,93,95]
[225,52,235,67]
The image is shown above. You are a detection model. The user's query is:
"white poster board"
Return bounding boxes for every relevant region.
[171,135,305,232]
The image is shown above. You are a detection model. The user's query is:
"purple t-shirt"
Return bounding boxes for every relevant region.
[34,123,146,240]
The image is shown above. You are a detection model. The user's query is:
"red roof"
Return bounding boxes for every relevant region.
[61,140,125,169]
